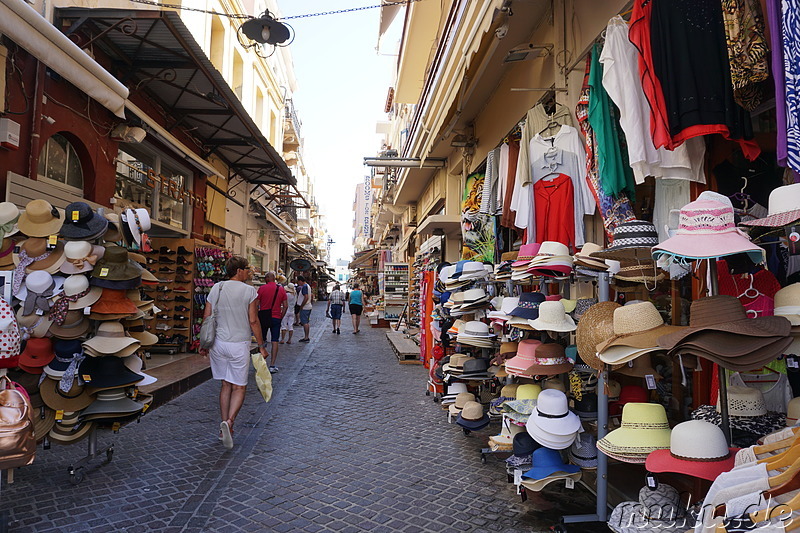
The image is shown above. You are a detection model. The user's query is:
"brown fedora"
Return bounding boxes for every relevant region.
[576,301,621,371]
[657,296,791,350]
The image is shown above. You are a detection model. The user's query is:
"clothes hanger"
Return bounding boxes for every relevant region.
[754,429,800,455]
[762,440,800,471]
[751,472,800,523]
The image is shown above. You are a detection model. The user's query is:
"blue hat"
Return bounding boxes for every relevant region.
[510,292,546,320]
[522,447,580,480]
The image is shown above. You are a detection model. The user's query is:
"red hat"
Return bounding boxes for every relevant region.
[609,385,648,416]
[19,337,54,373]
[645,420,737,481]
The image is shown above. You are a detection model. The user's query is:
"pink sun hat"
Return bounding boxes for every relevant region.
[512,243,541,269]
[505,339,542,375]
[651,197,765,264]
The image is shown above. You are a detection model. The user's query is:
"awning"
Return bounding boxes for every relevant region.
[0,0,128,118]
[378,2,403,41]
[263,207,294,237]
[57,8,294,186]
[349,249,379,270]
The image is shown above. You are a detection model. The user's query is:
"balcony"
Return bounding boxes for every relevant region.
[284,98,302,150]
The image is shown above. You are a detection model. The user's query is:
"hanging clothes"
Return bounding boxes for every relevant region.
[781,0,800,173]
[652,179,691,243]
[480,148,501,215]
[575,54,636,239]
[600,16,706,185]
[497,143,509,215]
[629,0,761,160]
[720,0,770,111]
[766,0,789,167]
[587,43,636,200]
[501,140,520,229]
[729,372,792,413]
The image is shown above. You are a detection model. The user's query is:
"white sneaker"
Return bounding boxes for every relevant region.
[269,366,278,374]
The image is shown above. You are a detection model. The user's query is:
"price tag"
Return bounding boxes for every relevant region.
[84,307,92,315]
[47,235,58,248]
[513,468,522,486]
[13,246,20,254]
[112,422,121,432]
[35,308,43,316]
[645,374,657,390]
[788,357,799,369]
[99,268,109,277]
[71,210,79,222]
[55,410,64,422]
[565,477,575,489]
[142,403,150,413]
[787,225,800,256]
[646,472,658,490]
[82,374,92,383]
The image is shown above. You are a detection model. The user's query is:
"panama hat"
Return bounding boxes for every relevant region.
[597,302,682,363]
[774,283,800,325]
[456,400,490,430]
[529,301,576,332]
[82,321,140,355]
[742,183,800,227]
[597,403,671,460]
[60,202,108,241]
[80,388,145,421]
[574,243,609,271]
[652,198,765,264]
[576,301,621,371]
[39,374,95,412]
[645,420,736,481]
[48,411,94,445]
[526,389,580,436]
[0,202,20,241]
[448,392,476,416]
[608,485,691,533]
[591,220,659,261]
[60,241,106,275]
[523,343,574,376]
[122,208,151,246]
[13,238,66,274]
[18,199,64,237]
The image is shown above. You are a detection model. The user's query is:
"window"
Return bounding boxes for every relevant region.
[37,133,83,190]
[158,162,187,229]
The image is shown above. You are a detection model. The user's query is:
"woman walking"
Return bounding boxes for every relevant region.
[280,281,297,344]
[348,283,364,334]
[326,283,346,334]
[199,256,268,449]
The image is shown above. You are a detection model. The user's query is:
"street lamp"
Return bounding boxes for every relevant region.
[239,11,292,47]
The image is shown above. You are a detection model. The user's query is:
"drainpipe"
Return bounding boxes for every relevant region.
[28,61,46,180]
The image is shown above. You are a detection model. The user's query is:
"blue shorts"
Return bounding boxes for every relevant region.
[258,310,281,342]
[330,304,343,320]
[299,309,312,325]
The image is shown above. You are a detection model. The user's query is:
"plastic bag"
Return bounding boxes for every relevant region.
[251,352,273,403]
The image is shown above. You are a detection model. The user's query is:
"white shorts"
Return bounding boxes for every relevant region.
[209,340,250,386]
[280,312,294,331]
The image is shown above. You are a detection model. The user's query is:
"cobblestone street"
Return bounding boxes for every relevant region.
[2,304,600,532]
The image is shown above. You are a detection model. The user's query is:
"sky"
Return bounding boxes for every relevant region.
[277,1,399,263]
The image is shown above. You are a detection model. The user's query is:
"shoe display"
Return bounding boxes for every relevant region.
[173,287,190,293]
[173,315,188,321]
[159,257,176,264]
[160,246,176,255]
[177,256,190,265]
[156,323,171,331]
[175,295,190,302]
[158,267,175,273]
[177,267,191,275]
[177,246,192,255]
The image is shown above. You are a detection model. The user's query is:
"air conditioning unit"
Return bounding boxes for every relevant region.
[407,205,417,227]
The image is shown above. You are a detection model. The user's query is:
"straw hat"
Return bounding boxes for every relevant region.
[0,202,20,240]
[597,302,681,364]
[742,183,800,228]
[15,308,54,341]
[18,199,64,237]
[574,243,609,271]
[608,485,691,533]
[523,344,574,376]
[529,301,576,332]
[82,321,140,356]
[669,334,793,372]
[39,376,94,411]
[613,260,665,284]
[456,401,489,430]
[60,202,108,241]
[590,220,659,261]
[32,405,55,442]
[576,301,621,371]
[505,339,542,375]
[774,283,800,326]
[60,241,106,275]
[448,392,476,416]
[512,243,541,269]
[527,241,574,277]
[715,386,767,417]
[645,420,736,481]
[48,411,94,445]
[123,318,159,346]
[597,403,671,460]
[613,354,662,380]
[13,238,66,274]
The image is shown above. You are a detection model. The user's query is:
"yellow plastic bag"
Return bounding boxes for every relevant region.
[251,352,273,403]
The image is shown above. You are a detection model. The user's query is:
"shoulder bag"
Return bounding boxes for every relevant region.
[199,281,225,350]
[0,376,35,470]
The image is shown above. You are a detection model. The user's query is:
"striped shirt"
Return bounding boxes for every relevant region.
[329,290,346,306]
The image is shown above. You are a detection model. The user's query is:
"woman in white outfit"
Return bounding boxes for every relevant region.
[280,282,297,344]
[200,256,268,449]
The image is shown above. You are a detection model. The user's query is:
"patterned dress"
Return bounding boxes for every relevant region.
[782,0,800,173]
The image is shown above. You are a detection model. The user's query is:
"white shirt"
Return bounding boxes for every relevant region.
[209,280,257,343]
[599,16,706,185]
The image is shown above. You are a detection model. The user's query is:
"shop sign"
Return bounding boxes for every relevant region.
[362,175,372,239]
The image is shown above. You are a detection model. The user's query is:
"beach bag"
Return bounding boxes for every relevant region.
[0,377,35,469]
[199,281,226,350]
[251,352,273,403]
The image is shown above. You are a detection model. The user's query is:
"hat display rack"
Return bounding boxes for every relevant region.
[0,200,160,485]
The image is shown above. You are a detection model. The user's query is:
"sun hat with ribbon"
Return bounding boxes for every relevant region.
[82,321,140,356]
[15,308,53,342]
[456,400,490,430]
[523,343,574,376]
[645,420,737,481]
[569,433,598,469]
[60,241,106,275]
[652,198,765,264]
[79,355,144,392]
[91,246,141,282]
[774,283,800,326]
[575,301,621,371]
[596,302,682,364]
[48,411,95,445]
[505,339,542,375]
[53,274,102,314]
[597,403,671,461]
[17,199,63,238]
[0,202,20,242]
[591,220,660,261]
[90,288,140,316]
[0,298,20,369]
[122,208,151,246]
[44,338,85,378]
[13,238,66,275]
[529,301,576,332]
[742,183,800,227]
[608,484,691,533]
[15,270,63,308]
[510,292,546,320]
[526,389,581,437]
[39,376,94,412]
[574,243,609,271]
[59,202,108,241]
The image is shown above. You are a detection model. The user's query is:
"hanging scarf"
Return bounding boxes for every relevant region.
[12,249,51,296]
[50,288,91,325]
[22,283,54,316]
[58,350,86,393]
[0,216,18,243]
[20,315,45,341]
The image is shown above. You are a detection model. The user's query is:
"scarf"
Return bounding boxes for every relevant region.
[12,249,51,296]
[58,350,86,393]
[0,217,17,242]
[50,288,91,325]
[22,282,54,316]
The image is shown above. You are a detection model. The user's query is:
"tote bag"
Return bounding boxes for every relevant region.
[251,352,273,403]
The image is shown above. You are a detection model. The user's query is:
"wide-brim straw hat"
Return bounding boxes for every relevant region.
[83,321,140,355]
[574,243,609,271]
[16,308,54,340]
[0,238,15,269]
[613,262,665,284]
[672,336,793,372]
[48,310,91,339]
[84,343,140,359]
[742,183,800,227]
[597,403,671,457]
[32,405,55,441]
[597,302,683,361]
[576,301,621,371]
[48,412,94,445]
[60,243,106,275]
[13,239,66,274]
[18,199,64,237]
[39,376,95,411]
[645,420,737,481]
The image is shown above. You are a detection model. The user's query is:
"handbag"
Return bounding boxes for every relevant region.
[251,352,273,403]
[199,281,225,350]
[0,376,35,470]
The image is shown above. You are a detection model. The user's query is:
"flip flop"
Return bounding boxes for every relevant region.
[220,421,233,449]
[279,341,285,344]
[286,341,292,344]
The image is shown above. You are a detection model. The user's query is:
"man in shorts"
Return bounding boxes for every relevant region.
[296,276,312,342]
[256,271,288,373]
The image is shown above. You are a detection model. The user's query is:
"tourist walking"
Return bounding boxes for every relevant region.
[200,256,267,449]
[280,281,297,344]
[256,271,288,374]
[326,283,346,334]
[296,275,312,342]
[348,283,364,334]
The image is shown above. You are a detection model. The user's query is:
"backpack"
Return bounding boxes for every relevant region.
[0,377,36,470]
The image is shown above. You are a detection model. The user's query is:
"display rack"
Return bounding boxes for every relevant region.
[381,262,410,321]
[191,242,230,350]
